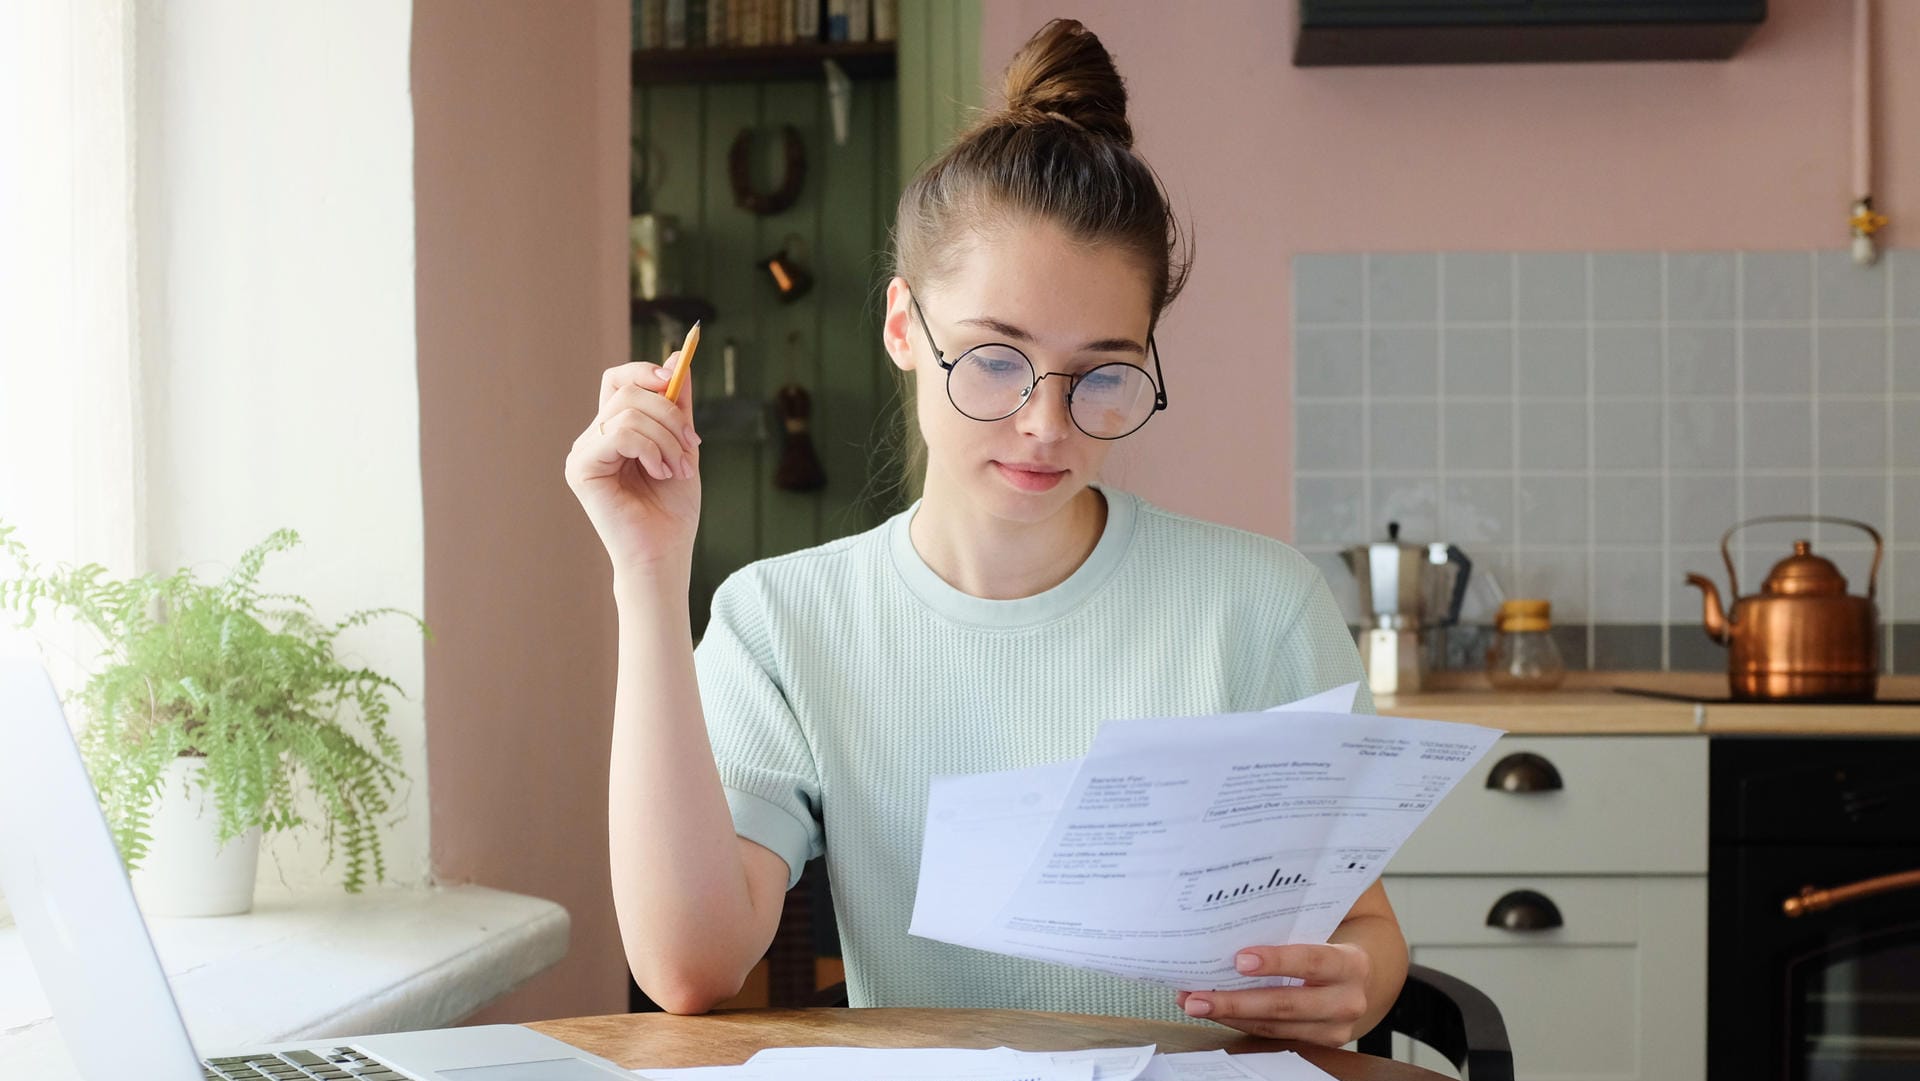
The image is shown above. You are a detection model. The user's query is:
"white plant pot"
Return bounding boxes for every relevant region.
[129,757,261,917]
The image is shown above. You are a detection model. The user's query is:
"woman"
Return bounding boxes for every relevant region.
[565,19,1406,1048]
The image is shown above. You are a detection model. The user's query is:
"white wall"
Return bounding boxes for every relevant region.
[136,3,429,892]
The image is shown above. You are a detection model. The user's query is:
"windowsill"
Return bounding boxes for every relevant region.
[0,883,568,1080]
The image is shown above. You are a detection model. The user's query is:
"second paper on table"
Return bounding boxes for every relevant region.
[908,684,1502,991]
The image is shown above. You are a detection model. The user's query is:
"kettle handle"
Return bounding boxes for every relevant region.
[1718,515,1883,602]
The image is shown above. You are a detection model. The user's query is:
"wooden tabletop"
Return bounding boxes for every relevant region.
[529,1007,1452,1080]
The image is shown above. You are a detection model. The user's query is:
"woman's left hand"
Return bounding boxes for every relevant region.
[1176,942,1372,1047]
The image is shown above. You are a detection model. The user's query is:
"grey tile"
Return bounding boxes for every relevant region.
[1307,550,1362,624]
[1442,253,1512,322]
[1593,400,1665,470]
[1743,326,1813,396]
[1669,475,1739,546]
[1892,249,1920,318]
[1295,254,1362,324]
[1592,253,1662,322]
[1818,400,1887,470]
[1742,252,1813,321]
[1894,325,1920,393]
[1592,622,1663,664]
[1895,551,1920,626]
[1897,401,1920,468]
[1443,476,1514,544]
[1593,326,1663,396]
[1517,253,1588,323]
[1514,549,1589,620]
[1444,401,1514,471]
[1667,253,1736,322]
[1669,626,1727,673]
[1816,474,1889,537]
[1370,402,1439,470]
[1517,475,1589,545]
[1296,328,1365,398]
[1895,476,1920,546]
[1817,325,1888,395]
[1296,402,1366,470]
[1295,476,1365,544]
[1895,623,1920,675]
[1553,624,1591,670]
[1445,327,1514,396]
[1368,254,1439,324]
[1370,475,1440,539]
[1589,549,1666,625]
[1668,326,1737,396]
[1517,326,1588,396]
[1519,400,1588,471]
[1593,475,1664,543]
[1816,250,1886,320]
[1669,400,1737,470]
[1369,328,1440,396]
[1743,400,1813,469]
[1742,473,1814,531]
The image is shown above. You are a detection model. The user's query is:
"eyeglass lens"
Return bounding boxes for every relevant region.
[947,346,1159,439]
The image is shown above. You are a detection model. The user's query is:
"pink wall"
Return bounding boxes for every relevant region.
[981,0,1918,540]
[413,0,630,1022]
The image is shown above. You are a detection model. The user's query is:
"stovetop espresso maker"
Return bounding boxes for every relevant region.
[1341,522,1472,696]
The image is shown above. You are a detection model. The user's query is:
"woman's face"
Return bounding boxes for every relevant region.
[884,219,1155,528]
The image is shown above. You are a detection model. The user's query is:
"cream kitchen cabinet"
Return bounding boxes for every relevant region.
[1383,736,1708,1080]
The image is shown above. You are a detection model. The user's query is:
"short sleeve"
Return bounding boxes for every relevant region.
[1287,558,1377,716]
[693,570,825,888]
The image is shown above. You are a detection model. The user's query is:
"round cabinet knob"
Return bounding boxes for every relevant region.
[1486,889,1564,931]
[1485,751,1564,793]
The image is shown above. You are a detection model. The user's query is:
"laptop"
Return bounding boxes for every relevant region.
[0,656,634,1081]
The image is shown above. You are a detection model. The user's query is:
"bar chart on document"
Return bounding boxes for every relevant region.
[1174,846,1382,913]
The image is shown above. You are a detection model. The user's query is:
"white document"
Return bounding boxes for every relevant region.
[911,686,1502,991]
[909,686,1359,956]
[633,1044,1142,1081]
[1141,1051,1338,1081]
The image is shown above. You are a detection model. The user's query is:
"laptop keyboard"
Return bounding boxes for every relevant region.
[202,1046,409,1081]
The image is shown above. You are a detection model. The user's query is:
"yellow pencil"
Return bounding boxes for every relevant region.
[664,320,702,404]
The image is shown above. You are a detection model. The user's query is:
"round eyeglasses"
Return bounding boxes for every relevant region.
[910,295,1168,440]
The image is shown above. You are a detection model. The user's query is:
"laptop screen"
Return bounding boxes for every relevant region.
[0,657,204,1081]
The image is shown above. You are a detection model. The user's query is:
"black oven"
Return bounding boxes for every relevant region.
[1710,737,1920,1081]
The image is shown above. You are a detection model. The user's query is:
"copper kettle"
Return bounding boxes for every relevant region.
[1684,516,1882,702]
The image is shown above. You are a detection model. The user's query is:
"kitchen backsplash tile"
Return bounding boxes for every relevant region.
[1441,253,1512,322]
[1294,249,1918,672]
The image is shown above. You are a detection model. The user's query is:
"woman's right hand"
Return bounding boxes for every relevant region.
[565,354,704,579]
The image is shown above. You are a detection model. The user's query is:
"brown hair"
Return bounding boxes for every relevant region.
[890,18,1192,326]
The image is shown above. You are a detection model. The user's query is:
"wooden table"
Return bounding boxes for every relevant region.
[530,1007,1452,1080]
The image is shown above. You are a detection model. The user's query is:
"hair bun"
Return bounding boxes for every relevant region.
[999,19,1132,148]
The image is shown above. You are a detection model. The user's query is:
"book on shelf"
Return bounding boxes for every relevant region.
[872,0,895,42]
[640,0,890,50]
[848,0,870,44]
[796,0,821,43]
[825,0,848,42]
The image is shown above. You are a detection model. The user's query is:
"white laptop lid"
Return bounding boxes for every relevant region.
[0,656,203,1081]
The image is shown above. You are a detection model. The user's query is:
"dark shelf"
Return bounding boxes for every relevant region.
[632,41,895,84]
[631,295,717,327]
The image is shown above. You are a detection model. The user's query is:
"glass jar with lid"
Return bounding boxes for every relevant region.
[1487,598,1566,691]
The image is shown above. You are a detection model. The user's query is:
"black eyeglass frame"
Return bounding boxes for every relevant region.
[909,294,1169,441]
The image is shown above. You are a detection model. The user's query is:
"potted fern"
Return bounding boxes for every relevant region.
[0,522,425,914]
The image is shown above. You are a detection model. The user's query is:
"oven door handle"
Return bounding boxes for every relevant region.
[1783,868,1920,917]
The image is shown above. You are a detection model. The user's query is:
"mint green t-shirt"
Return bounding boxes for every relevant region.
[692,487,1371,1021]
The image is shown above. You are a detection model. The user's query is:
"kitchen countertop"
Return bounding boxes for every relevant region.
[1376,671,1920,735]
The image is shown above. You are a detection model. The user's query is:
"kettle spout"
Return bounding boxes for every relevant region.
[1685,574,1729,644]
